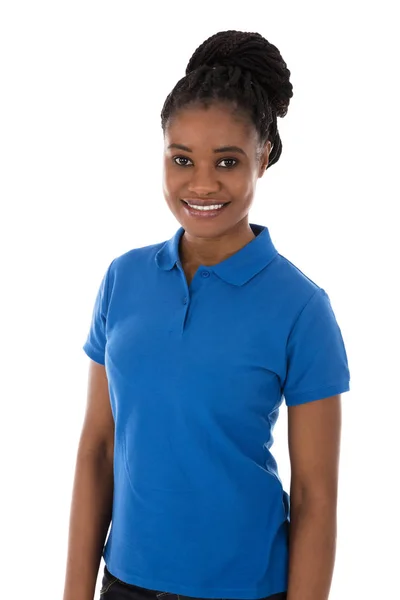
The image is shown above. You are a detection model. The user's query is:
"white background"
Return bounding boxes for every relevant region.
[1,1,399,599]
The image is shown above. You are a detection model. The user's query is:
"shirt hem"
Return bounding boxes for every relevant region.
[103,549,286,599]
[82,343,105,365]
[285,380,350,406]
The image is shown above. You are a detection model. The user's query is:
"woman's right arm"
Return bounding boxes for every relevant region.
[62,360,115,600]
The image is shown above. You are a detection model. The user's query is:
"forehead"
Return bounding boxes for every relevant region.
[165,103,257,148]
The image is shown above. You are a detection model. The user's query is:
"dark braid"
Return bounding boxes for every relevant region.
[160,30,293,169]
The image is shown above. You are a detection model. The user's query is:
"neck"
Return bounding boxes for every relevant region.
[179,223,256,268]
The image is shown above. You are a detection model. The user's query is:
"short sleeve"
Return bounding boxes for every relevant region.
[82,260,114,365]
[282,288,350,406]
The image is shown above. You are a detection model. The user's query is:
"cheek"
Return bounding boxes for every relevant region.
[162,167,173,196]
[228,171,254,196]
[163,165,182,195]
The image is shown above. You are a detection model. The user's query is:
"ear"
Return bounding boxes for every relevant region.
[258,140,272,177]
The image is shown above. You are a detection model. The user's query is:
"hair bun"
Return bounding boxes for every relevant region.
[186,30,292,118]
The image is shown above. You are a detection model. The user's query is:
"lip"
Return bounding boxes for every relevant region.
[181,199,230,206]
[181,199,230,219]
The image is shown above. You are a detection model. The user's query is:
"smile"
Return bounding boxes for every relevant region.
[181,199,230,218]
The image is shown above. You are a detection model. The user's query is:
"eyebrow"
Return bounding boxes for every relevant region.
[167,143,247,156]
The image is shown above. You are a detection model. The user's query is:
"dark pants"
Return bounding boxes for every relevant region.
[99,565,287,600]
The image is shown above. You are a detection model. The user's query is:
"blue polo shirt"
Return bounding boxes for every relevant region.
[83,222,350,599]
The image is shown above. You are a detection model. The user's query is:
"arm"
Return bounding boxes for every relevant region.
[286,394,342,600]
[63,360,115,600]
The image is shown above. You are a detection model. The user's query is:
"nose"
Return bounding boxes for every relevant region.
[187,166,220,196]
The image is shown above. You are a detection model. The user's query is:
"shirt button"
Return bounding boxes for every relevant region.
[183,296,188,304]
[201,270,210,278]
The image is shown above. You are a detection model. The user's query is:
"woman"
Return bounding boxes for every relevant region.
[63,30,350,600]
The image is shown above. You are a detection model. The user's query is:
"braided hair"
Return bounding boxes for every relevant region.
[160,30,293,169]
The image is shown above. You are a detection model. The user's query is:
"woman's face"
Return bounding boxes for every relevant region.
[162,102,271,238]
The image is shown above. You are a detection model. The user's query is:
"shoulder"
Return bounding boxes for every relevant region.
[268,252,325,315]
[114,240,165,268]
[108,238,168,281]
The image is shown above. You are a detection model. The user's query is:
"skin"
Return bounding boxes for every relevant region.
[286,395,342,600]
[163,101,342,599]
[63,361,115,600]
[162,101,271,283]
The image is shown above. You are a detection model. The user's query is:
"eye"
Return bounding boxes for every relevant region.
[173,156,193,167]
[172,156,238,168]
[218,158,238,169]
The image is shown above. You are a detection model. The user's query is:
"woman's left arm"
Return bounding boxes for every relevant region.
[286,394,342,600]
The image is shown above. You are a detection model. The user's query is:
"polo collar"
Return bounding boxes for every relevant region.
[155,223,278,286]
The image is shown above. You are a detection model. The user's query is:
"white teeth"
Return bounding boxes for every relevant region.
[186,202,224,211]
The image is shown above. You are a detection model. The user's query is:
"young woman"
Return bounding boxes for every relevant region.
[63,30,350,600]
